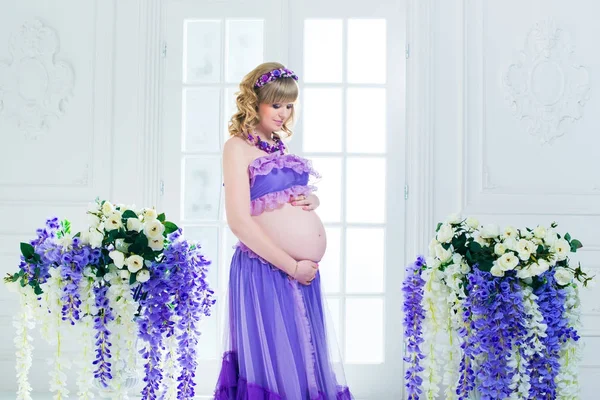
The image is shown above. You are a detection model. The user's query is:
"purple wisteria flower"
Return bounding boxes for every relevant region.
[137,229,215,400]
[59,244,93,325]
[528,272,580,399]
[402,256,426,400]
[459,269,527,400]
[92,285,114,388]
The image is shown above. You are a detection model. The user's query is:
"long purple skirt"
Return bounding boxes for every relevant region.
[214,247,353,400]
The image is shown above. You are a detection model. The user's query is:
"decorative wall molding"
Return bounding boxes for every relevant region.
[0,19,75,140]
[405,0,435,262]
[139,0,164,209]
[503,18,591,145]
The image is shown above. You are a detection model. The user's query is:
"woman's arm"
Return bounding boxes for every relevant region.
[223,138,297,275]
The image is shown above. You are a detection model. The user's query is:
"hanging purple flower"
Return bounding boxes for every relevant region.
[402,256,426,400]
[137,229,215,400]
[528,272,580,399]
[465,269,527,399]
[92,285,114,388]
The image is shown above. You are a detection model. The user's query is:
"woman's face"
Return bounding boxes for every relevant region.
[256,102,295,136]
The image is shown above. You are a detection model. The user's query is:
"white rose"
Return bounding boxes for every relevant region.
[554,267,574,286]
[474,234,488,247]
[446,213,461,224]
[435,244,453,263]
[119,269,130,280]
[148,237,164,251]
[466,217,479,230]
[89,230,104,248]
[544,229,558,246]
[494,243,507,256]
[144,220,165,239]
[498,252,519,271]
[105,212,123,232]
[517,267,534,279]
[502,226,518,240]
[142,208,158,222]
[88,214,101,228]
[516,239,534,261]
[533,225,547,239]
[136,269,151,283]
[127,217,143,232]
[490,262,505,277]
[126,255,144,273]
[109,250,126,268]
[436,223,454,244]
[553,238,570,261]
[101,201,115,216]
[481,224,500,239]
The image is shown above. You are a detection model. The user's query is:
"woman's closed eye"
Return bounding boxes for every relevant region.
[273,104,294,110]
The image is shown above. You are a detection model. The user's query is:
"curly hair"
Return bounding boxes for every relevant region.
[228,62,299,139]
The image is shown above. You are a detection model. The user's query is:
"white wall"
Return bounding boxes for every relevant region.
[407,0,600,396]
[0,0,163,393]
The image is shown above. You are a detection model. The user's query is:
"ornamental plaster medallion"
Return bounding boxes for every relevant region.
[503,19,590,145]
[0,19,75,140]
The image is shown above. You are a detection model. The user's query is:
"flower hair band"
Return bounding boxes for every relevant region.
[254,67,299,88]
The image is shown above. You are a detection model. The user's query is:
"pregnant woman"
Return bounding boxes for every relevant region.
[214,62,353,399]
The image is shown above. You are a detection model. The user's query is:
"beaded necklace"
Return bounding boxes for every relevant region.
[247,132,286,155]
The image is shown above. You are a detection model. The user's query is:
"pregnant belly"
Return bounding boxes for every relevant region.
[253,202,327,262]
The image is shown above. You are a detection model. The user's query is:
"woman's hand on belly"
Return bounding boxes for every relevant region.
[289,193,320,211]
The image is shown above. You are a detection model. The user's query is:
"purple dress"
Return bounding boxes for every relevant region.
[214,152,353,400]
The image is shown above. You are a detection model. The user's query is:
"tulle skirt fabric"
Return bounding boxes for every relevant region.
[214,247,353,400]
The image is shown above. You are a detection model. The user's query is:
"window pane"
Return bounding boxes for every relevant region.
[310,157,342,223]
[347,19,386,84]
[346,298,384,363]
[183,88,221,152]
[304,19,343,83]
[224,87,238,146]
[302,88,342,152]
[184,20,221,83]
[319,227,341,293]
[347,88,386,153]
[183,156,222,221]
[346,228,384,293]
[346,157,386,223]
[226,20,264,83]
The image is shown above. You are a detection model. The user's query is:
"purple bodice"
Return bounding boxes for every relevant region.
[248,153,319,216]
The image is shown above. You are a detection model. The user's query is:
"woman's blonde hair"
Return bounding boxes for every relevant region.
[228,62,299,139]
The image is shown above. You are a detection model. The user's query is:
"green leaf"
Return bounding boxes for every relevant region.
[564,232,571,242]
[435,222,442,232]
[570,239,583,251]
[164,222,179,235]
[33,283,43,295]
[129,272,137,285]
[157,213,166,223]
[20,243,35,260]
[468,241,482,253]
[122,210,137,220]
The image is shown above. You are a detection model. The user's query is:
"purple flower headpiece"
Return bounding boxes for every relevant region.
[254,68,299,88]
